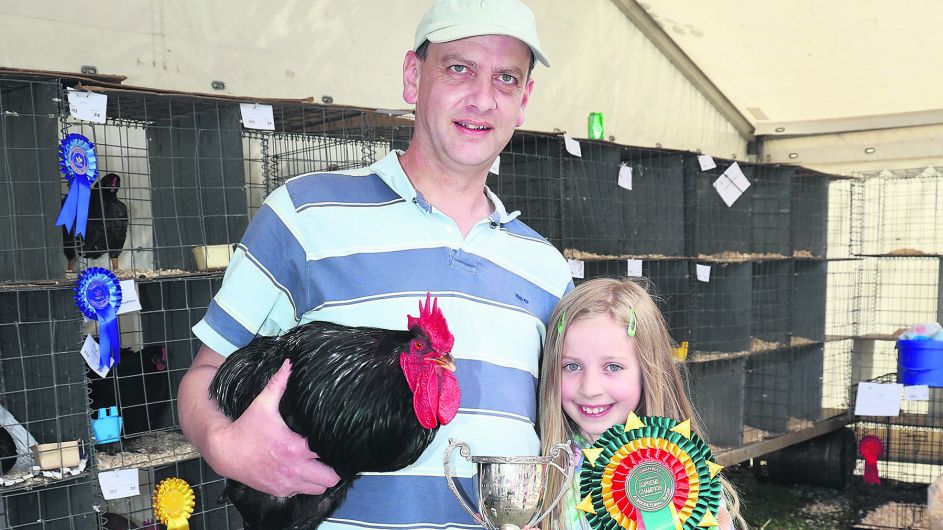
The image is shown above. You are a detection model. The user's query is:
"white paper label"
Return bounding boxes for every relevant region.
[568,259,585,279]
[67,89,108,124]
[713,162,752,207]
[98,469,140,500]
[239,103,275,130]
[81,335,110,377]
[904,385,929,401]
[695,264,711,282]
[115,280,141,315]
[563,134,582,157]
[697,154,716,171]
[626,259,643,277]
[618,164,633,191]
[854,382,903,416]
[490,156,501,175]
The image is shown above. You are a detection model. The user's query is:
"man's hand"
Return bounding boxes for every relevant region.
[179,347,340,497]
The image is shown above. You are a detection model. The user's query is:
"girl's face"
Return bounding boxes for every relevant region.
[560,314,643,443]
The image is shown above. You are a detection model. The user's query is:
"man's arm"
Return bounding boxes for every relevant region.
[177,344,340,497]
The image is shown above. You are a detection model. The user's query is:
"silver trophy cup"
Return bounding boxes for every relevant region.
[444,439,574,530]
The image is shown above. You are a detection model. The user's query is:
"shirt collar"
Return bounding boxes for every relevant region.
[371,150,521,225]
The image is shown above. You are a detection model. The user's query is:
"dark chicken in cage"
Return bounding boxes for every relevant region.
[0,425,15,475]
[209,294,460,529]
[61,172,129,271]
[88,344,170,452]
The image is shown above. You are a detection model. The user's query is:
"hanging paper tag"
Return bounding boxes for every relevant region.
[618,164,633,190]
[626,259,643,277]
[99,469,140,500]
[696,264,711,282]
[568,259,585,279]
[239,103,275,130]
[81,335,111,377]
[115,280,142,315]
[490,156,501,175]
[563,134,582,157]
[697,154,716,171]
[67,89,108,124]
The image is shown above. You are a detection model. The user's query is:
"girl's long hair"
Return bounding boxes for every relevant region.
[537,277,745,529]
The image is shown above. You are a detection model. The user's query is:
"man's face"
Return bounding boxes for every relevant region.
[403,35,534,173]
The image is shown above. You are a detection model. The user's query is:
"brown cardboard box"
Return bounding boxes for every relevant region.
[31,440,80,470]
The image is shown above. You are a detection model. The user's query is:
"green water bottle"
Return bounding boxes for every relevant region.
[588,112,604,139]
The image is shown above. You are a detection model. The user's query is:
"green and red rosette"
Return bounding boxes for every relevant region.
[577,413,724,530]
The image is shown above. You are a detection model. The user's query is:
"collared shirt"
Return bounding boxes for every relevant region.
[193,150,572,528]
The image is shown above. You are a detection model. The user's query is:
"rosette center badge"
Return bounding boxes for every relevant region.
[627,460,675,512]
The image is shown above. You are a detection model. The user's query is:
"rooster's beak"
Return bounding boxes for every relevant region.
[433,354,456,372]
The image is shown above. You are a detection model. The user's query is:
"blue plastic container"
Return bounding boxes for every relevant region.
[898,339,943,387]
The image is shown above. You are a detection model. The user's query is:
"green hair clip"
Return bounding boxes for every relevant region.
[557,309,567,336]
[627,308,637,337]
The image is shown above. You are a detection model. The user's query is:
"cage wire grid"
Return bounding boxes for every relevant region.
[845,168,943,529]
[0,71,920,530]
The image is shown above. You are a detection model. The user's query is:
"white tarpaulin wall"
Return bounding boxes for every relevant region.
[0,0,746,158]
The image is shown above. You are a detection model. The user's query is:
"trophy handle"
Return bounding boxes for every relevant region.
[444,439,492,529]
[529,442,575,528]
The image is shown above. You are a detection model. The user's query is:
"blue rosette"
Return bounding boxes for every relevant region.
[74,267,122,370]
[55,133,99,236]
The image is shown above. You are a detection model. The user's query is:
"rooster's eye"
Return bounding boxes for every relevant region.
[413,340,425,351]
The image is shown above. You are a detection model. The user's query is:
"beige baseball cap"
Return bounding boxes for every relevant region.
[414,0,550,67]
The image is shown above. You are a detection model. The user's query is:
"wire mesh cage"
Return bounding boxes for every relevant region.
[0,69,867,528]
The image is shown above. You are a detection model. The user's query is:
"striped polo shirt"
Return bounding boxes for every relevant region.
[193,150,572,529]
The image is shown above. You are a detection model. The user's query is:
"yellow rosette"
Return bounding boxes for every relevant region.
[153,477,195,530]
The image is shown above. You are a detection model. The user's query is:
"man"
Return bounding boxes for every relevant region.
[178,0,571,527]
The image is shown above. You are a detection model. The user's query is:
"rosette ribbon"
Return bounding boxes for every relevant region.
[859,435,884,485]
[55,133,98,236]
[577,413,724,530]
[74,267,122,370]
[153,477,195,530]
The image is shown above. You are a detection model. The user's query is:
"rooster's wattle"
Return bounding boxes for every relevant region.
[209,294,459,529]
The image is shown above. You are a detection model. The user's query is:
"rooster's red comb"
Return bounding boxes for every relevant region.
[407,293,454,353]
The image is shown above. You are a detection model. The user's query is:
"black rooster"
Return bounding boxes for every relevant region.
[88,344,170,451]
[62,172,129,271]
[210,294,459,530]
[0,425,15,475]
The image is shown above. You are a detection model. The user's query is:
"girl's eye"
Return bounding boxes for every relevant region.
[605,363,623,373]
[562,362,580,373]
[449,65,468,74]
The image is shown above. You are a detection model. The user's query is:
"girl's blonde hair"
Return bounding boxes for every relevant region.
[537,277,745,529]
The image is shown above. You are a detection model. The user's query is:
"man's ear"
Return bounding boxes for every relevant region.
[516,77,535,127]
[403,51,421,104]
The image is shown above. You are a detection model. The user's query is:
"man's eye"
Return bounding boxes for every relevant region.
[449,65,468,74]
[498,73,516,84]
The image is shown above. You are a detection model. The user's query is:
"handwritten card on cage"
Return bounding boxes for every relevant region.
[67,88,108,124]
[239,103,275,130]
[99,468,140,500]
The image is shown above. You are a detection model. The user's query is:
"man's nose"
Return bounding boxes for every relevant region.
[466,75,497,112]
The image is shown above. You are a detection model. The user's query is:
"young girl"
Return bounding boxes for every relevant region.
[536,277,745,530]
